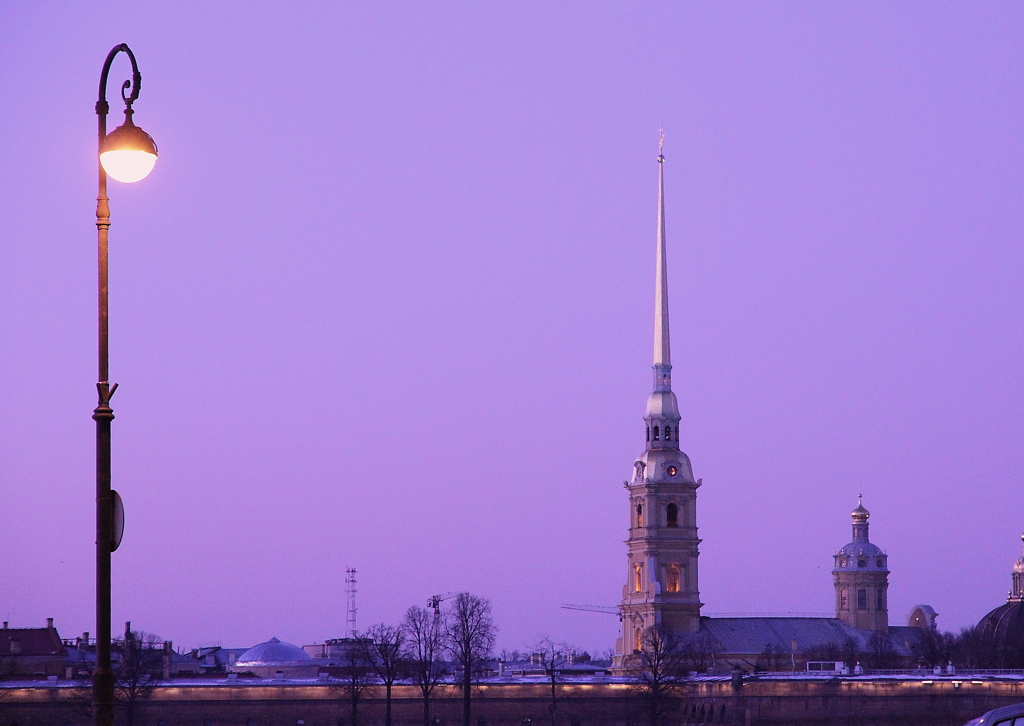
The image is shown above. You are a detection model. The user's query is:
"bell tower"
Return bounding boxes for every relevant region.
[616,140,703,659]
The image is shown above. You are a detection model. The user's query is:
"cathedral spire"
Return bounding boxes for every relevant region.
[644,133,681,450]
[653,131,672,392]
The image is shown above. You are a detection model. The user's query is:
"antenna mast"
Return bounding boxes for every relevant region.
[345,567,357,638]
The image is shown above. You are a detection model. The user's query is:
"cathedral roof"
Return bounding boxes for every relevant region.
[697,617,923,657]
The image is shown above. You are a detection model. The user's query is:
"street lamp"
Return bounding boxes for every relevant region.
[93,43,157,726]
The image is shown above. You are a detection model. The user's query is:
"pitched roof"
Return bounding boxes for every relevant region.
[1,627,66,657]
[697,617,924,657]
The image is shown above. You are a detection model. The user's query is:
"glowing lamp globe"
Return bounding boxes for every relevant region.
[100,117,158,183]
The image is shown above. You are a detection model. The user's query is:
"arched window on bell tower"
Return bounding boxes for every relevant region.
[667,565,680,593]
[665,425,672,441]
[636,503,643,528]
[634,564,643,593]
[666,503,678,528]
[653,426,660,441]
[634,627,642,653]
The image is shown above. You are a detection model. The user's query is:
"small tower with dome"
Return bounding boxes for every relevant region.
[833,496,889,632]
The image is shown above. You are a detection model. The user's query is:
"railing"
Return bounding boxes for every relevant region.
[747,669,1024,677]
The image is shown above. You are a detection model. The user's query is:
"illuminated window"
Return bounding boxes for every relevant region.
[840,589,849,610]
[666,503,679,528]
[636,503,643,528]
[653,426,660,441]
[877,589,884,610]
[634,627,642,652]
[857,589,867,610]
[667,565,680,593]
[634,564,643,593]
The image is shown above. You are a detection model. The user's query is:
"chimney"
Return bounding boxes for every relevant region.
[2,622,7,629]
[83,632,90,645]
[47,618,54,629]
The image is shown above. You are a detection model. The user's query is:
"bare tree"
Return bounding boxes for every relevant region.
[115,629,164,726]
[626,626,687,726]
[680,633,718,674]
[402,605,445,726]
[333,638,374,726]
[498,648,524,663]
[445,592,497,726]
[531,637,572,726]
[361,623,405,726]
[865,631,899,670]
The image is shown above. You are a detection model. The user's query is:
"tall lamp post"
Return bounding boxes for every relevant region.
[93,43,158,726]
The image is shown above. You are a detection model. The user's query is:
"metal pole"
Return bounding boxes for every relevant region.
[93,42,140,726]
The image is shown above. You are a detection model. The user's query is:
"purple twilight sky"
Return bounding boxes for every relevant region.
[1,2,1022,655]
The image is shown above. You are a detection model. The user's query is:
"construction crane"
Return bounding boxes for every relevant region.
[427,592,459,619]
[561,603,622,620]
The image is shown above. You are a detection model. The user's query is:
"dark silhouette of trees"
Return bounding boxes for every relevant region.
[680,632,718,674]
[530,637,572,726]
[626,626,687,726]
[865,631,899,669]
[361,623,405,726]
[115,629,164,726]
[402,605,445,726]
[332,638,373,726]
[444,592,497,726]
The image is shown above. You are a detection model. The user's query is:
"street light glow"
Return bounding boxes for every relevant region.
[99,117,158,183]
[99,149,157,183]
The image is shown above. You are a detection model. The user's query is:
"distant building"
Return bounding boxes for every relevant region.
[230,637,320,679]
[612,148,933,672]
[0,618,67,679]
[833,497,889,632]
[976,534,1024,667]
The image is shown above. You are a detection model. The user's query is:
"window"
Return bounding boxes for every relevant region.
[877,589,885,611]
[653,426,660,441]
[857,589,867,610]
[636,503,643,528]
[667,565,680,593]
[876,557,883,567]
[840,557,847,567]
[857,559,865,568]
[665,425,672,441]
[840,589,849,610]
[666,503,679,528]
[634,627,642,652]
[646,427,650,442]
[634,564,643,593]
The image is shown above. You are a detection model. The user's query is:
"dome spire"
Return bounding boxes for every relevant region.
[851,495,870,542]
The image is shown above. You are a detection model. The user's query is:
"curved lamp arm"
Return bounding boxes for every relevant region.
[96,43,142,140]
